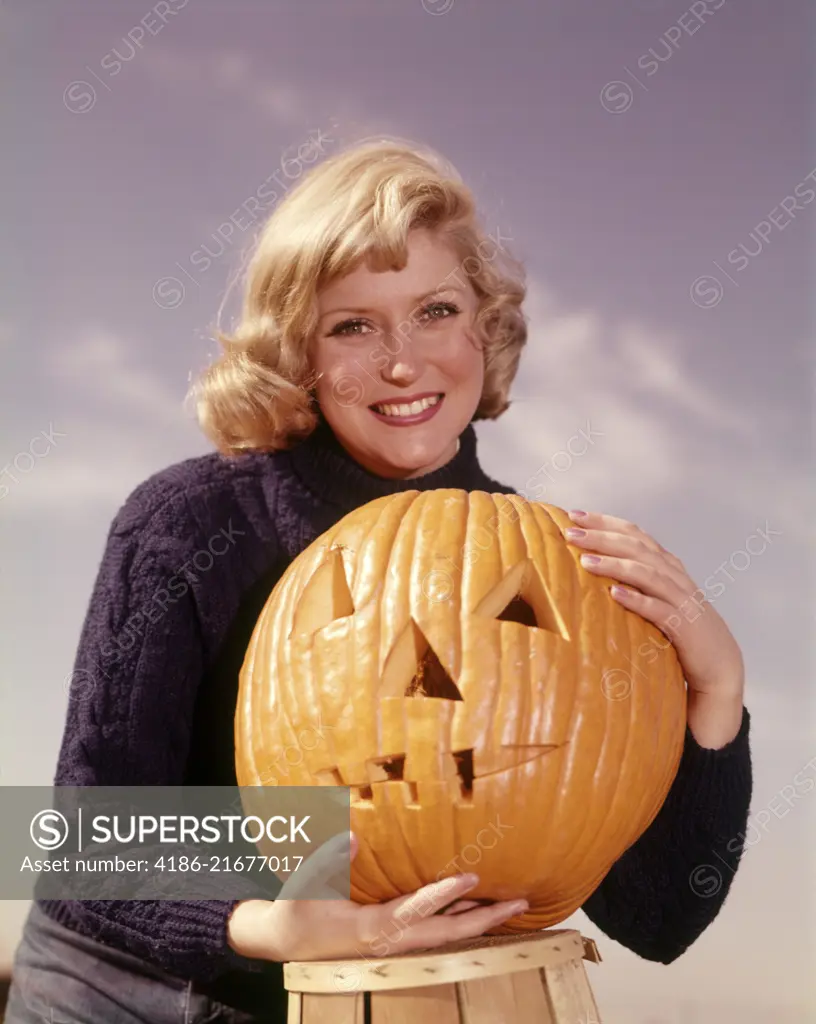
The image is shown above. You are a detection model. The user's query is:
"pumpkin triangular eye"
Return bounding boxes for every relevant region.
[473,558,570,640]
[380,619,463,700]
[291,547,354,636]
[496,595,538,628]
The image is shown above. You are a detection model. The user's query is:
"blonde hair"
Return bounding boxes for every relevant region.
[191,139,527,454]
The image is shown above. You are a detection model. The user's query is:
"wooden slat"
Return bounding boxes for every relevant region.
[284,929,584,993]
[291,938,604,1023]
[286,991,302,1024]
[458,974,516,1023]
[301,992,364,1024]
[371,985,461,1024]
[512,969,555,1022]
[541,960,600,1022]
[459,968,550,1023]
[571,961,602,1023]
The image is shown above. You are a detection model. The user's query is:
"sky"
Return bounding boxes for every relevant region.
[1,1,814,1020]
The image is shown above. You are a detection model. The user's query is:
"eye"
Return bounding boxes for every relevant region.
[420,301,460,322]
[328,318,374,338]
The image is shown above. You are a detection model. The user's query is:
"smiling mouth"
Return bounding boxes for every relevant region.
[369,393,444,418]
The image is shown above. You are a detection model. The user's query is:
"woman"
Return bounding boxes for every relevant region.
[7,141,752,1023]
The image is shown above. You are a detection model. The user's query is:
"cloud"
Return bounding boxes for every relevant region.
[511,279,756,437]
[139,46,309,125]
[3,327,203,516]
[46,329,187,426]
[481,280,809,546]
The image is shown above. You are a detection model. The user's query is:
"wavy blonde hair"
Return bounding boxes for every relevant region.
[191,139,528,454]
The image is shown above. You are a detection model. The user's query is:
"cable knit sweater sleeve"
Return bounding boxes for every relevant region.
[581,706,752,963]
[42,476,255,982]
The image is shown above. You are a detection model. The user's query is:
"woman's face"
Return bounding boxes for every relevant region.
[311,229,485,479]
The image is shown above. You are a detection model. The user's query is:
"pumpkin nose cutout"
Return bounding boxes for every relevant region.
[405,639,463,701]
[380,618,464,700]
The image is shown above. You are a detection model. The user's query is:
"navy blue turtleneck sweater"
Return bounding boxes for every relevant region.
[41,419,752,1015]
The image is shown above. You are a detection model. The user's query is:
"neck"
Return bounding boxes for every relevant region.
[336,436,463,481]
[285,418,506,511]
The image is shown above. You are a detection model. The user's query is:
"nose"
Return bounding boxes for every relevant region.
[379,332,424,386]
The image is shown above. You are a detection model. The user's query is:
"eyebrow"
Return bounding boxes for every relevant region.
[319,285,468,322]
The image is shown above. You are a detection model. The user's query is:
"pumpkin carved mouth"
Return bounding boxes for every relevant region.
[297,546,571,802]
[355,741,566,805]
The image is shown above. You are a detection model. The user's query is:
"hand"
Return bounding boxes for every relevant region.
[227,832,529,962]
[563,509,745,746]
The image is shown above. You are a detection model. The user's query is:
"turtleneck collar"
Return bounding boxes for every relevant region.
[286,415,508,511]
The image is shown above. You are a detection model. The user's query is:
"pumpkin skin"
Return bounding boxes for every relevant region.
[235,489,687,930]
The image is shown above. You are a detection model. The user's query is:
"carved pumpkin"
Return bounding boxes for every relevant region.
[235,489,687,929]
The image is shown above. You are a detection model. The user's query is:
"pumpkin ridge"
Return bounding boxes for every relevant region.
[602,597,642,862]
[375,787,427,895]
[351,816,399,900]
[284,544,326,780]
[355,493,423,769]
[585,595,635,870]
[566,581,628,884]
[524,503,586,883]
[636,617,671,835]
[389,779,437,893]
[570,583,643,883]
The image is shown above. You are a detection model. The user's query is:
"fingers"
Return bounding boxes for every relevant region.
[398,898,530,953]
[567,510,666,557]
[563,519,693,601]
[568,509,648,538]
[584,558,688,606]
[565,528,676,575]
[277,831,355,901]
[386,872,481,921]
[605,589,680,637]
[439,899,483,915]
[365,874,529,955]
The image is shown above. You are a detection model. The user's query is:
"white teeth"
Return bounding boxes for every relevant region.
[374,394,442,417]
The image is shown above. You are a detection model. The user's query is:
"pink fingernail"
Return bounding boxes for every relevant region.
[565,528,586,539]
[580,554,601,565]
[569,509,587,519]
[508,901,528,915]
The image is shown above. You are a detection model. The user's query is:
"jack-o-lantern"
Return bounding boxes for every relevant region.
[235,490,687,929]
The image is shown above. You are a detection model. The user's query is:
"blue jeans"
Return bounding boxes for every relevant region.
[6,904,286,1023]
